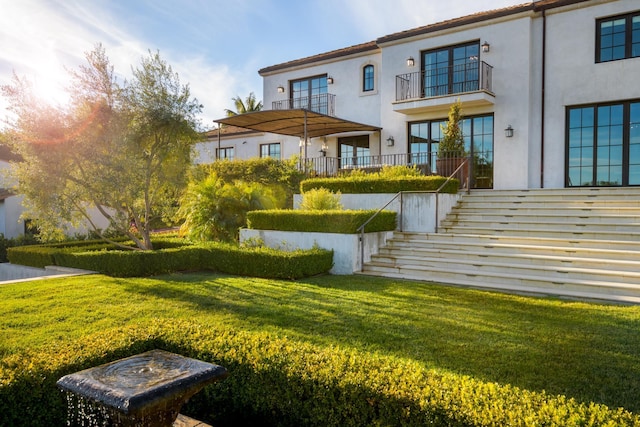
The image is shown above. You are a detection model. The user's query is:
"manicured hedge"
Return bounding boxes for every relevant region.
[301,175,459,194]
[1,320,638,427]
[7,241,333,279]
[247,210,397,233]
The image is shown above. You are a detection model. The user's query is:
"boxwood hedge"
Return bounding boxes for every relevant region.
[7,240,333,279]
[1,320,637,427]
[247,210,397,233]
[301,175,459,194]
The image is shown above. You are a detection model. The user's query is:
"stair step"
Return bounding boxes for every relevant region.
[361,188,640,304]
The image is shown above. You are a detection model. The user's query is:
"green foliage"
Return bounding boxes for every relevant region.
[247,209,396,233]
[200,157,305,207]
[2,319,639,427]
[0,233,38,263]
[299,188,343,210]
[201,243,333,279]
[1,45,201,250]
[438,100,466,157]
[301,175,459,194]
[7,239,332,278]
[378,164,423,178]
[178,172,283,242]
[224,92,263,116]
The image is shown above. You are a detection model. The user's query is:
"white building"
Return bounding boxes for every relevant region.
[206,0,640,191]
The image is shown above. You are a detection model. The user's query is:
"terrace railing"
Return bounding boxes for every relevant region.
[272,93,336,116]
[396,61,493,102]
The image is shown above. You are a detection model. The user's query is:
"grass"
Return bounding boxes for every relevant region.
[1,272,640,415]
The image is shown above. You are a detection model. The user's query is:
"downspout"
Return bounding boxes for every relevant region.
[217,125,221,160]
[540,8,547,188]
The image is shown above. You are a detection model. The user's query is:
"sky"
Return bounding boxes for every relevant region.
[0,0,527,130]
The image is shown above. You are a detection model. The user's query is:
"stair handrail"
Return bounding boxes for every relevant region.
[356,155,471,271]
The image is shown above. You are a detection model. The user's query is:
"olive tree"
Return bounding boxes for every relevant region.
[1,44,202,249]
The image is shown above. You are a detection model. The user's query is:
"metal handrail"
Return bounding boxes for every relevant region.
[356,155,471,271]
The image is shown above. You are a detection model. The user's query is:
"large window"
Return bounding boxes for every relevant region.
[216,147,234,161]
[291,75,328,114]
[422,41,480,97]
[260,143,281,160]
[339,135,370,169]
[567,100,640,186]
[363,65,374,92]
[409,113,493,188]
[597,11,640,62]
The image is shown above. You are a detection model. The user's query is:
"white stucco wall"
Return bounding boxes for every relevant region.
[293,192,461,232]
[542,0,640,188]
[240,228,393,275]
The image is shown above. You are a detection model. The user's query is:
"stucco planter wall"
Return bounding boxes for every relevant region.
[294,192,461,232]
[240,229,393,275]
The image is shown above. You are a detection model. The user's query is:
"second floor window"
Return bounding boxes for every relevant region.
[260,143,281,160]
[363,65,374,92]
[597,11,640,62]
[422,41,480,97]
[291,75,328,114]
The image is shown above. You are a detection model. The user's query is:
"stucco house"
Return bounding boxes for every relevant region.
[202,0,640,192]
[218,0,640,303]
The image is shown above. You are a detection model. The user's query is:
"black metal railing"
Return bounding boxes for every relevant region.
[272,93,336,116]
[396,61,493,101]
[298,152,434,177]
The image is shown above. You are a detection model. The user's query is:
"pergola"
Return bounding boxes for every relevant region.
[214,109,381,160]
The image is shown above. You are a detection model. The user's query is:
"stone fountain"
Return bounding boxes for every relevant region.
[57,349,228,427]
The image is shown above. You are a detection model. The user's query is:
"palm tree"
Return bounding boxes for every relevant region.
[224,92,263,116]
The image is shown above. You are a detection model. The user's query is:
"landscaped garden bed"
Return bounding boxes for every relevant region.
[1,273,639,426]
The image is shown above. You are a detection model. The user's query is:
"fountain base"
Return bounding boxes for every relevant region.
[57,349,227,427]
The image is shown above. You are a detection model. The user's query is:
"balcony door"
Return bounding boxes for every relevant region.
[422,42,480,97]
[339,135,370,169]
[291,75,328,114]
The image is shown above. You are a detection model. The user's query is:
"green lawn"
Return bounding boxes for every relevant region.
[2,272,640,415]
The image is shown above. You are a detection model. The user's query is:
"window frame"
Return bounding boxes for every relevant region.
[596,11,640,63]
[565,99,640,187]
[362,64,374,92]
[260,142,281,160]
[216,146,235,161]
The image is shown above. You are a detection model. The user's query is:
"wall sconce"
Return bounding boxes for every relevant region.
[319,140,329,156]
[386,136,395,146]
[327,76,334,84]
[277,86,285,93]
[504,125,514,138]
[406,57,415,67]
[481,41,490,53]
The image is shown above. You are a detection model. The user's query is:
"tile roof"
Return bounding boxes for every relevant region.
[258,0,592,74]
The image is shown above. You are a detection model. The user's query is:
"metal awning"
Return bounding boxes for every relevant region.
[214,109,380,139]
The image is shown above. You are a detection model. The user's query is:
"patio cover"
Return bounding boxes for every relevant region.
[214,109,380,139]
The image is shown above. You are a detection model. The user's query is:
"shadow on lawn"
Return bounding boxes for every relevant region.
[123,272,640,413]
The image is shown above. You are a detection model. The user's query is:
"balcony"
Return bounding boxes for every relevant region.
[394,61,494,114]
[296,150,491,189]
[272,93,336,116]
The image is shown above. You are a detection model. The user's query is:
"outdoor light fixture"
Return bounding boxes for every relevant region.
[406,56,415,67]
[481,41,490,53]
[327,76,334,84]
[386,136,395,146]
[504,125,514,138]
[277,86,285,93]
[320,141,329,156]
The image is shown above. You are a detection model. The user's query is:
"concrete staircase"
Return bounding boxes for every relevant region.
[359,187,640,304]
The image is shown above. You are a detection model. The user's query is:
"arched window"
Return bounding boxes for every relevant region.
[363,64,374,92]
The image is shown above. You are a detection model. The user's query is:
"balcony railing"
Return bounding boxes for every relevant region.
[395,61,493,102]
[272,93,336,116]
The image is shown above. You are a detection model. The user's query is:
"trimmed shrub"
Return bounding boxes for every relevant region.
[247,210,396,233]
[301,175,458,194]
[1,320,638,427]
[7,240,333,279]
[298,188,343,210]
